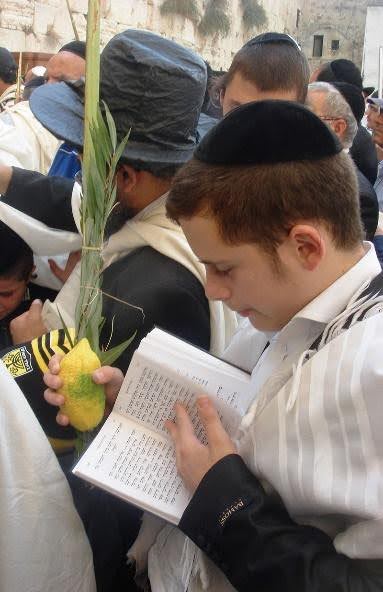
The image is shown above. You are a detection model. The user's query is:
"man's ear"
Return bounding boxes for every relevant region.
[333,118,347,140]
[116,164,138,194]
[287,224,326,271]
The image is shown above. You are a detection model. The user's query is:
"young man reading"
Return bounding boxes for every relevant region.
[45,101,383,590]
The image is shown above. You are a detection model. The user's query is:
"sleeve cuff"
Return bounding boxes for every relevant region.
[179,454,265,543]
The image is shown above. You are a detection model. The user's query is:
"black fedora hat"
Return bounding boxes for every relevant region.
[30,29,207,167]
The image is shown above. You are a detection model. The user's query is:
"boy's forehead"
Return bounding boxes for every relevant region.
[180,215,245,261]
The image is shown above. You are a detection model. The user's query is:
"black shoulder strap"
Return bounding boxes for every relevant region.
[309,271,383,353]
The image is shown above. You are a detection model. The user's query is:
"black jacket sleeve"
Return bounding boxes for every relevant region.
[2,167,76,232]
[179,454,383,592]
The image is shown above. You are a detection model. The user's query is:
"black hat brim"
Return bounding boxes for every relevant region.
[30,82,195,166]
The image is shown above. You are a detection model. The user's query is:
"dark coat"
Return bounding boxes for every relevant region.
[180,454,383,592]
[351,125,378,185]
[357,167,379,241]
[3,168,211,374]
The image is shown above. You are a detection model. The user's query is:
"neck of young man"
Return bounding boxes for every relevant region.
[300,243,367,311]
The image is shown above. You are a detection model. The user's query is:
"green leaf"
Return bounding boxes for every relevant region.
[99,332,136,366]
[103,101,117,150]
[56,305,75,348]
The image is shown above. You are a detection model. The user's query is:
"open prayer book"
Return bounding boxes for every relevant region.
[73,328,252,524]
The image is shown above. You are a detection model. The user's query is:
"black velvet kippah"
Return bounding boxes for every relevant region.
[244,32,300,49]
[59,41,86,60]
[194,100,342,166]
[332,81,365,123]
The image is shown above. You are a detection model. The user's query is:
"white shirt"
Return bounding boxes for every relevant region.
[146,243,383,592]
[224,242,381,397]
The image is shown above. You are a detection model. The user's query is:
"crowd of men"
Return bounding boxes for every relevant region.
[0,28,383,592]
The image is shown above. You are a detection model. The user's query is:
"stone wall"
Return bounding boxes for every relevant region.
[0,0,300,69]
[298,0,383,72]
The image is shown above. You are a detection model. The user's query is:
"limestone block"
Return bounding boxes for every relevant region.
[42,0,61,7]
[67,0,89,14]
[0,27,26,50]
[100,17,118,46]
[33,2,57,35]
[0,0,34,12]
[0,0,34,31]
[71,13,87,40]
[108,0,145,26]
[52,7,78,41]
[0,12,33,31]
[25,31,59,53]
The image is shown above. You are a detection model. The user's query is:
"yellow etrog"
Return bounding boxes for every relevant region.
[59,338,105,431]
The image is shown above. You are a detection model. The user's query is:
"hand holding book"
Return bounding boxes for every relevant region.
[43,328,252,524]
[166,398,237,494]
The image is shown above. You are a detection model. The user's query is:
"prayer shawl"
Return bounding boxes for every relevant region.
[0,101,59,172]
[40,191,237,356]
[0,361,96,592]
[0,83,17,111]
[135,272,383,592]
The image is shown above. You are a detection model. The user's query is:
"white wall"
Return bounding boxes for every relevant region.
[362,5,383,88]
[0,0,300,70]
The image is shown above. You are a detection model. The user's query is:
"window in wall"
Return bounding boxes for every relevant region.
[331,39,340,51]
[313,35,324,57]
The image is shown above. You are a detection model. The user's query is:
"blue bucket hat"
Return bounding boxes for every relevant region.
[30,29,207,167]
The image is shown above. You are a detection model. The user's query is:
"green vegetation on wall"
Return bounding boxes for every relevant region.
[160,0,200,23]
[241,0,268,31]
[198,0,231,37]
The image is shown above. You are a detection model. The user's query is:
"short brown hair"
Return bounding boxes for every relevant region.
[213,42,310,104]
[166,152,363,253]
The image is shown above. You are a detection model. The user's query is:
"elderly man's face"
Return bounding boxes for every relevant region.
[306,90,347,145]
[45,51,85,84]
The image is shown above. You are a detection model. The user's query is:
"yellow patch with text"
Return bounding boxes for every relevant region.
[2,346,33,378]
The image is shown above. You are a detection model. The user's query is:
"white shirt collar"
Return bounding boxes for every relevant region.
[295,242,381,325]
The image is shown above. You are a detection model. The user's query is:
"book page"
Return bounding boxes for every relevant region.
[73,413,190,524]
[74,328,253,524]
[114,350,250,442]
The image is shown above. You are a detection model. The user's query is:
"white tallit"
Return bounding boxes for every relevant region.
[41,191,237,356]
[0,361,96,592]
[0,101,60,173]
[139,266,383,592]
